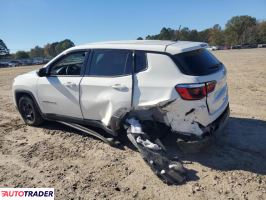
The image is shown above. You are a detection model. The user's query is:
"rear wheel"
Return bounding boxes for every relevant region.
[18,96,44,126]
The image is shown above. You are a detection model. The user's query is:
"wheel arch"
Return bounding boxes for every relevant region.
[14,89,45,118]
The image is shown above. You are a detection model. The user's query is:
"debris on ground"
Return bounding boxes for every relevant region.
[125,117,186,184]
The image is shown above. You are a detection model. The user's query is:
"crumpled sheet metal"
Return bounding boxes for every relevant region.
[126,118,144,134]
[136,136,161,151]
[161,100,208,136]
[129,98,208,137]
[126,118,186,184]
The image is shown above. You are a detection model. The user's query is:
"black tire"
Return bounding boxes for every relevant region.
[177,137,213,153]
[18,95,44,126]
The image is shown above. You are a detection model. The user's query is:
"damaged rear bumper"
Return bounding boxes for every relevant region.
[205,103,230,136]
[176,104,230,151]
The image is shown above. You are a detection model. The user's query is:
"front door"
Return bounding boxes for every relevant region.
[37,51,88,118]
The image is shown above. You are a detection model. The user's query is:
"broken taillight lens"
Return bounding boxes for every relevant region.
[175,81,216,100]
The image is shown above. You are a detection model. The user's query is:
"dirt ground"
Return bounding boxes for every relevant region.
[0,49,266,200]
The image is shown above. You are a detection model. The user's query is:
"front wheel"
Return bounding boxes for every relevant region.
[18,96,44,126]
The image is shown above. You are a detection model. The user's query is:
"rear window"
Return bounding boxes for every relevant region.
[172,48,222,76]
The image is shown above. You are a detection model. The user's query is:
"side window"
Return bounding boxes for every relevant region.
[49,51,86,76]
[135,51,147,73]
[88,49,132,76]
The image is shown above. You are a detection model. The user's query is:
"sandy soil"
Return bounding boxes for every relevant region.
[0,49,266,200]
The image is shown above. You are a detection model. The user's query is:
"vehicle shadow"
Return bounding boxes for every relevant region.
[175,117,266,176]
[40,120,130,150]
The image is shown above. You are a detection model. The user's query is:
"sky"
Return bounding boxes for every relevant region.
[1,0,266,53]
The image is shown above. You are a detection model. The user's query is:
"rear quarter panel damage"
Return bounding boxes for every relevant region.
[127,98,208,137]
[160,99,208,136]
[129,53,208,137]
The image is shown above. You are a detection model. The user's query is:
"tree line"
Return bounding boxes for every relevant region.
[1,15,266,59]
[138,15,266,46]
[0,39,74,59]
[0,39,9,56]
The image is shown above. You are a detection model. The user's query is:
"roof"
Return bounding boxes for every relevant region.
[70,40,207,55]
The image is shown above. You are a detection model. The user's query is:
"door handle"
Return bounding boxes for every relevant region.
[65,82,77,87]
[111,84,128,91]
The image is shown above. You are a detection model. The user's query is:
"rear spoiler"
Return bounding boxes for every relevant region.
[165,42,208,55]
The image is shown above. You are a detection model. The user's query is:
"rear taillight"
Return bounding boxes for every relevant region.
[206,81,216,93]
[175,81,216,100]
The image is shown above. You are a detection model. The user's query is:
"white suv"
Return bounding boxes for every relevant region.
[13,40,229,145]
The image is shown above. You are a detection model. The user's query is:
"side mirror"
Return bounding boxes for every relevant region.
[38,68,48,77]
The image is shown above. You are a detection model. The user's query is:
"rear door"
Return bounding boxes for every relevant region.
[80,49,133,125]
